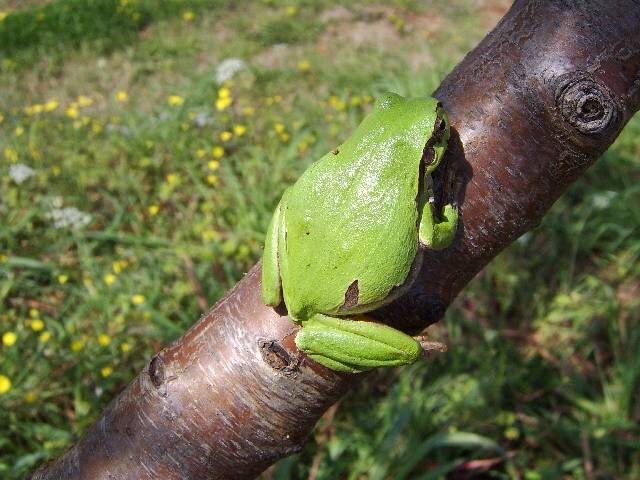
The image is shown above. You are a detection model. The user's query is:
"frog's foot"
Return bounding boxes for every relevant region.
[295,314,423,373]
[418,202,458,251]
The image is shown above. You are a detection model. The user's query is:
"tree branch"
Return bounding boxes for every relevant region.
[31,1,640,478]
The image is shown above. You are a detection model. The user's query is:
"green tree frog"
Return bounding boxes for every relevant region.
[262,93,457,373]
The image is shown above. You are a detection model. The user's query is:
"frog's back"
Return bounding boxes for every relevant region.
[278,94,439,320]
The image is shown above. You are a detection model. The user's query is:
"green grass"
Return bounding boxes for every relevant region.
[0,0,237,69]
[1,0,639,478]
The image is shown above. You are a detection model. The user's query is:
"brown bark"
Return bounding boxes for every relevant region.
[31,1,640,479]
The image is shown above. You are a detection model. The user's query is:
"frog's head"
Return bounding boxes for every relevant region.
[424,103,450,175]
[372,93,450,175]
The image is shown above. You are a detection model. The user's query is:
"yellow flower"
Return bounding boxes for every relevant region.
[2,331,17,347]
[103,274,117,286]
[77,95,93,107]
[24,391,37,403]
[220,131,233,142]
[65,105,79,118]
[297,59,311,72]
[279,132,290,142]
[39,331,50,343]
[233,124,246,136]
[25,105,38,116]
[350,96,362,106]
[14,126,24,137]
[166,173,180,185]
[0,254,7,263]
[101,366,113,378]
[328,96,346,111]
[30,308,39,318]
[208,160,220,171]
[70,339,84,352]
[202,229,220,242]
[120,342,131,353]
[167,95,184,106]
[58,274,68,284]
[207,174,219,186]
[31,319,45,331]
[242,106,255,116]
[273,122,285,134]
[112,259,129,273]
[52,165,61,176]
[215,96,232,111]
[195,148,206,159]
[182,10,195,21]
[44,100,59,112]
[131,294,145,305]
[148,204,159,216]
[0,113,4,123]
[212,146,225,158]
[0,375,11,395]
[285,5,298,16]
[218,87,231,99]
[98,334,111,347]
[115,91,129,103]
[504,427,520,440]
[4,147,18,162]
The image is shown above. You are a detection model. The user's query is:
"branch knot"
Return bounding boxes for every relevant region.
[556,73,619,135]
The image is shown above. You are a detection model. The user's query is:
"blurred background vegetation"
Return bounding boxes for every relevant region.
[0,0,638,478]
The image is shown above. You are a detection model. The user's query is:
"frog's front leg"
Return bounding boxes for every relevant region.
[261,198,286,307]
[418,202,458,251]
[295,314,423,373]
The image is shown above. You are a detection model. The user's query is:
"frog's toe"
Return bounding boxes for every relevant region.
[419,202,458,250]
[431,203,458,250]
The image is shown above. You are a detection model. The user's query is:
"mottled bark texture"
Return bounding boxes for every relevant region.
[31,1,640,479]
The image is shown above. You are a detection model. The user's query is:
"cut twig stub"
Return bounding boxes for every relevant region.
[258,338,299,373]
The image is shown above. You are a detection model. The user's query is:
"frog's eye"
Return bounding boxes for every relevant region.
[435,117,447,132]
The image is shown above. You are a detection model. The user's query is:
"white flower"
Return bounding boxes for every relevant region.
[215,58,246,84]
[46,207,92,230]
[194,112,212,127]
[8,164,35,184]
[591,191,617,209]
[105,124,131,136]
[49,196,64,208]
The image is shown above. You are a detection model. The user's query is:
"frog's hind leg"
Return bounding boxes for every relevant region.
[418,201,458,251]
[295,314,423,373]
[261,200,285,307]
